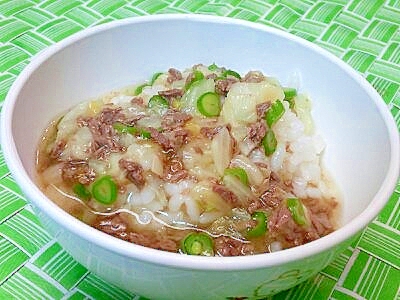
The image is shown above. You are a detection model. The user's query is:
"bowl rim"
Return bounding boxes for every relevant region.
[1,14,399,271]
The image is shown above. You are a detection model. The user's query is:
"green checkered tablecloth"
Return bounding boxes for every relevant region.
[0,1,399,299]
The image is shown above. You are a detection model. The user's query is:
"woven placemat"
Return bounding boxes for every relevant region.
[0,1,399,299]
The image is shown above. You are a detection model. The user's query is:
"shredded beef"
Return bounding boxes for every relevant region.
[269,206,292,232]
[147,127,171,150]
[165,168,187,183]
[268,204,315,246]
[200,124,232,140]
[164,153,188,183]
[303,198,337,236]
[161,110,192,131]
[167,128,190,150]
[158,89,184,103]
[304,197,337,215]
[206,73,218,80]
[185,72,196,87]
[215,236,254,256]
[93,214,181,252]
[99,107,125,125]
[125,114,145,125]
[310,213,333,236]
[76,116,88,127]
[93,214,128,237]
[131,96,144,106]
[212,184,240,207]
[93,124,125,159]
[268,197,336,248]
[82,110,126,159]
[215,78,238,96]
[119,159,145,187]
[241,71,265,83]
[248,121,267,145]
[147,125,190,153]
[200,126,223,139]
[248,180,284,213]
[256,102,271,119]
[167,68,182,83]
[49,140,66,160]
[61,160,95,185]
[128,232,178,252]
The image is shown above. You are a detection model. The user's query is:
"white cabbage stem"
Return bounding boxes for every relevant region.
[211,126,232,176]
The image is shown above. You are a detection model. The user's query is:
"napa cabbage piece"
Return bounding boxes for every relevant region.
[182,140,217,180]
[125,142,164,177]
[211,127,232,176]
[221,81,284,126]
[180,78,215,115]
[101,153,124,182]
[39,163,63,186]
[222,174,253,206]
[208,208,251,240]
[230,154,264,186]
[59,126,93,160]
[104,142,163,181]
[56,102,90,142]
[190,183,231,224]
[140,84,168,106]
[294,93,314,135]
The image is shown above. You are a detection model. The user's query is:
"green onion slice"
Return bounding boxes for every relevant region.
[222,69,241,80]
[208,63,219,71]
[284,97,295,110]
[181,232,214,256]
[283,87,297,99]
[73,183,91,201]
[134,83,148,96]
[185,70,205,90]
[197,92,221,117]
[150,72,163,85]
[265,99,285,128]
[286,197,308,226]
[91,176,118,205]
[246,211,267,238]
[148,95,169,108]
[262,130,277,156]
[224,167,249,186]
[283,87,297,109]
[113,122,137,135]
[139,129,151,139]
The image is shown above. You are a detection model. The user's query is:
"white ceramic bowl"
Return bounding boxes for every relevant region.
[1,15,399,300]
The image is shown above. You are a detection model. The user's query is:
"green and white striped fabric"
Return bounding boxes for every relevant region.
[0,1,399,299]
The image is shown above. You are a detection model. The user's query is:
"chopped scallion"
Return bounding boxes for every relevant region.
[148,95,169,109]
[286,197,308,226]
[139,129,151,139]
[283,87,297,99]
[197,92,221,117]
[91,176,118,205]
[181,232,214,256]
[73,183,91,201]
[185,70,205,90]
[283,87,297,109]
[134,83,148,96]
[265,99,285,128]
[222,69,241,80]
[208,63,219,71]
[224,167,249,186]
[246,211,267,238]
[150,72,163,85]
[112,122,137,135]
[262,130,277,156]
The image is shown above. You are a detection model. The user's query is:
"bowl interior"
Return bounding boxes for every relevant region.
[7,15,396,231]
